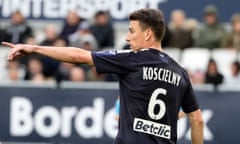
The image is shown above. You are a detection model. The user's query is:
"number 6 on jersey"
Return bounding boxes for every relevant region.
[148,88,167,120]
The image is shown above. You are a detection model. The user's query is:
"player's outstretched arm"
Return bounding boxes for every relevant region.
[2,42,93,65]
[188,109,204,144]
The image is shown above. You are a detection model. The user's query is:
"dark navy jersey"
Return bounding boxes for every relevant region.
[91,48,199,144]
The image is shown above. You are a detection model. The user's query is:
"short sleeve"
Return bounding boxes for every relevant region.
[91,50,135,74]
[181,80,200,113]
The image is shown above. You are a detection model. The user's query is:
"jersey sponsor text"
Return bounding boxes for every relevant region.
[133,118,171,139]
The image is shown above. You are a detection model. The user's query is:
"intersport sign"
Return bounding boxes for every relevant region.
[0,0,165,19]
[0,0,237,22]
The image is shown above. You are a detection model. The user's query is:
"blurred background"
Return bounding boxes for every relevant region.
[0,0,240,144]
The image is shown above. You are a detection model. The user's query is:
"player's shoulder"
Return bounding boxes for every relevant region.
[115,49,133,54]
[110,48,154,55]
[161,52,189,78]
[93,49,133,56]
[115,49,152,55]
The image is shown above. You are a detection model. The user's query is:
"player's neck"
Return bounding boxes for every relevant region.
[145,41,162,51]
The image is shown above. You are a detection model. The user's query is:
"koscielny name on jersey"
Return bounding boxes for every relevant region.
[143,67,181,87]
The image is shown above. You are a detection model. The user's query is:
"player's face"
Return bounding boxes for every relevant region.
[126,20,146,51]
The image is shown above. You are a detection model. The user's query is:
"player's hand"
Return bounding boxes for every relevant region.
[1,42,35,61]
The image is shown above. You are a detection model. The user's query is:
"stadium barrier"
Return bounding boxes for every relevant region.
[0,81,239,144]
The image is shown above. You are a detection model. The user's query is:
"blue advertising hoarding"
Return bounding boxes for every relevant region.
[0,83,239,143]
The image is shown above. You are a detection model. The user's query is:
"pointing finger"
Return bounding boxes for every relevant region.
[1,42,15,48]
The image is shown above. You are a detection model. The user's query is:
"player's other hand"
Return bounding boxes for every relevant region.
[1,42,35,61]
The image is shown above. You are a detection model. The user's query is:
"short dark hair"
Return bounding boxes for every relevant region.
[129,9,166,41]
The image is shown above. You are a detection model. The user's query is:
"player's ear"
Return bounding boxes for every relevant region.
[144,29,152,41]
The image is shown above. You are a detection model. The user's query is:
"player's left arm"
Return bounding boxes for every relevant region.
[2,42,94,65]
[187,109,204,144]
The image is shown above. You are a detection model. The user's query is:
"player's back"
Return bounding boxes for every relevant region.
[115,48,192,144]
[91,48,198,144]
